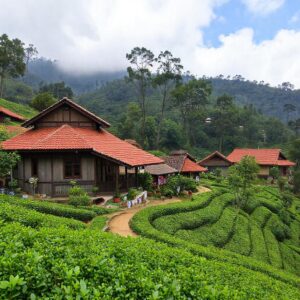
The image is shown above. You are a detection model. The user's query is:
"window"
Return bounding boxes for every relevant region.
[32,158,38,177]
[64,157,81,179]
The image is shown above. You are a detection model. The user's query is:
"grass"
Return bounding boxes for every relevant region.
[0,98,37,119]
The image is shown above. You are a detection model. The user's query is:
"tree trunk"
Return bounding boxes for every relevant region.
[155,85,167,148]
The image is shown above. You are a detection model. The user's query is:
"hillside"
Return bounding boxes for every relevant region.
[20,58,300,123]
[0,194,299,299]
[0,98,37,120]
[131,181,300,278]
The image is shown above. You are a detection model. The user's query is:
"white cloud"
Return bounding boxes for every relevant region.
[191,28,300,87]
[0,0,299,88]
[0,0,225,73]
[242,0,285,15]
[290,11,300,24]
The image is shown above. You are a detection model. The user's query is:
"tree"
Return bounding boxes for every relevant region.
[153,50,183,147]
[213,94,237,152]
[24,44,38,72]
[39,81,73,99]
[30,92,56,111]
[172,78,211,146]
[283,103,296,123]
[0,151,20,185]
[269,166,280,184]
[126,47,154,145]
[0,34,25,98]
[288,139,300,169]
[228,156,259,208]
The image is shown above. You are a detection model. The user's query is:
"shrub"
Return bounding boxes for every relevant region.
[165,175,197,194]
[160,185,174,198]
[68,194,90,207]
[0,195,96,221]
[271,222,291,242]
[0,202,85,230]
[281,192,294,208]
[68,184,90,207]
[127,188,139,200]
[137,172,153,191]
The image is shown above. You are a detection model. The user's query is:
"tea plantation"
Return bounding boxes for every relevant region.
[131,183,300,280]
[0,193,300,298]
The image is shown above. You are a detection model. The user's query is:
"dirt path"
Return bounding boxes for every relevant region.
[107,185,211,237]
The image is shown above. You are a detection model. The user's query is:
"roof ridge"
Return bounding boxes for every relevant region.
[32,125,91,148]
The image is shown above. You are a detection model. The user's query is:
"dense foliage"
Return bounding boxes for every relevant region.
[0,222,299,299]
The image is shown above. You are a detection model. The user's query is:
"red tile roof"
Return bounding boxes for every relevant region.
[0,107,25,121]
[182,157,207,173]
[1,124,163,167]
[227,149,295,167]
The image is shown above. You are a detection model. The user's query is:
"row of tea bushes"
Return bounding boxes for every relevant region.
[0,195,96,221]
[0,222,299,299]
[130,194,300,287]
[0,202,85,230]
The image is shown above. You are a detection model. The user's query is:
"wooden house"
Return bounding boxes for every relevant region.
[2,98,163,196]
[198,151,232,175]
[163,150,207,178]
[227,148,295,177]
[145,163,178,186]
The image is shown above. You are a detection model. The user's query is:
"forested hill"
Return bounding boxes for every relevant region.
[20,59,300,123]
[211,78,300,123]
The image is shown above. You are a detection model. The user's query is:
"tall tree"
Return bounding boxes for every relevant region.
[153,50,183,147]
[39,81,73,99]
[24,44,38,72]
[283,103,296,123]
[172,78,211,146]
[30,92,56,111]
[0,34,25,98]
[126,47,154,145]
[213,94,237,152]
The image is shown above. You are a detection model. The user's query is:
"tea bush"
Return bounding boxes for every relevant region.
[0,202,85,230]
[0,222,299,299]
[0,195,96,221]
[68,185,91,207]
[131,183,300,280]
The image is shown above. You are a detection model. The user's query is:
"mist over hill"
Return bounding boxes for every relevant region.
[15,58,300,124]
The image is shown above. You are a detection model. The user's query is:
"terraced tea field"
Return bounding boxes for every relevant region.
[135,185,300,276]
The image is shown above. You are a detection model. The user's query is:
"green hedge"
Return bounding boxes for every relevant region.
[249,221,269,263]
[0,195,96,221]
[0,223,299,299]
[0,203,85,230]
[130,202,300,287]
[175,207,237,248]
[225,214,251,256]
[152,192,233,234]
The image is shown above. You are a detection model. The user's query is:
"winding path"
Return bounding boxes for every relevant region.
[107,186,211,237]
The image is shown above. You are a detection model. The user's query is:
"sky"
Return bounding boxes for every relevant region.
[0,0,300,87]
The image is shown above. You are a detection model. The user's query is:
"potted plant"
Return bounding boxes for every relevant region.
[113,188,121,203]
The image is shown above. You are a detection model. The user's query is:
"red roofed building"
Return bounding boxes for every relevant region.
[227,148,295,177]
[2,98,163,196]
[0,107,25,123]
[163,150,207,178]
